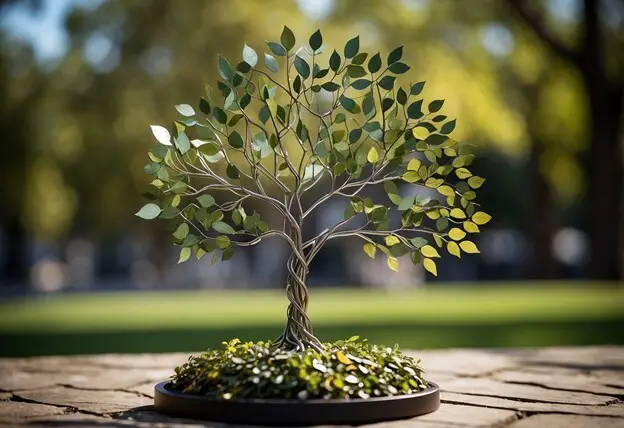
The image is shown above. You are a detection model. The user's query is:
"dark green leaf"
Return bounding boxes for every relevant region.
[344,35,360,59]
[351,79,372,90]
[389,62,410,74]
[428,99,445,113]
[387,46,403,64]
[315,68,329,78]
[410,82,425,95]
[407,100,423,119]
[329,50,341,72]
[432,114,447,123]
[309,29,322,51]
[410,82,425,96]
[397,88,408,105]
[322,82,340,92]
[368,53,381,73]
[362,92,376,119]
[382,98,394,112]
[212,107,227,124]
[339,95,357,112]
[294,55,310,79]
[440,119,456,134]
[293,75,302,94]
[349,128,362,143]
[228,131,244,149]
[351,52,368,65]
[199,97,211,115]
[347,65,367,78]
[280,26,296,51]
[378,76,395,90]
[227,164,240,179]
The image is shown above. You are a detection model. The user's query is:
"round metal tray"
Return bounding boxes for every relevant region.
[154,381,440,425]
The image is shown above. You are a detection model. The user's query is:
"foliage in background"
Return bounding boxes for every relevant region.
[138,27,491,350]
[172,337,428,399]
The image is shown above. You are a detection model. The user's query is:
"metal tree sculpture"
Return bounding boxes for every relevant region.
[137,27,491,351]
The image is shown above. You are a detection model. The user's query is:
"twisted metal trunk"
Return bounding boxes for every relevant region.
[273,252,323,352]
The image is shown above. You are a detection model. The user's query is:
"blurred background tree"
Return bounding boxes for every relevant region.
[0,0,622,357]
[0,0,621,291]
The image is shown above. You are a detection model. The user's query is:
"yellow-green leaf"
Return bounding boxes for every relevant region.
[448,227,466,241]
[459,240,480,253]
[437,185,455,197]
[447,241,461,257]
[467,176,485,189]
[425,177,444,188]
[463,221,480,233]
[367,147,379,163]
[337,350,352,365]
[402,171,420,183]
[420,244,440,258]
[472,211,492,225]
[363,243,376,259]
[178,247,191,264]
[455,168,472,179]
[433,233,443,247]
[387,256,399,272]
[450,208,466,219]
[385,235,400,246]
[423,258,438,276]
[407,158,421,171]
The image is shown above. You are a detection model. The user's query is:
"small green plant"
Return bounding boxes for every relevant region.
[138,27,491,352]
[172,338,428,400]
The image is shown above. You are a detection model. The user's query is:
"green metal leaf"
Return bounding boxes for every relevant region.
[367,53,381,73]
[389,62,410,74]
[266,41,286,57]
[329,49,341,71]
[309,29,323,51]
[428,99,445,113]
[175,104,195,117]
[387,46,403,65]
[378,76,395,90]
[344,35,360,59]
[228,130,244,149]
[264,53,279,73]
[294,55,310,79]
[218,55,233,81]
[135,203,161,220]
[281,26,296,51]
[212,221,236,234]
[242,44,258,67]
[197,195,215,208]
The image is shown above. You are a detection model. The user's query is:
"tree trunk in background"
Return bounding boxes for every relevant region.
[3,216,27,284]
[509,0,624,280]
[585,84,623,279]
[528,140,558,279]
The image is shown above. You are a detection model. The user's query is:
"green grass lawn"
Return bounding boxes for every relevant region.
[0,282,621,357]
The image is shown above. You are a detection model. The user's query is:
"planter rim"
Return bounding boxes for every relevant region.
[154,380,440,425]
[154,380,439,404]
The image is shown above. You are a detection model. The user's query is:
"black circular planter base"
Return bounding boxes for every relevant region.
[154,381,440,426]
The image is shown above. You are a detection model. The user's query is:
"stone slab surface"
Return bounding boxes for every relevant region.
[0,346,621,427]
